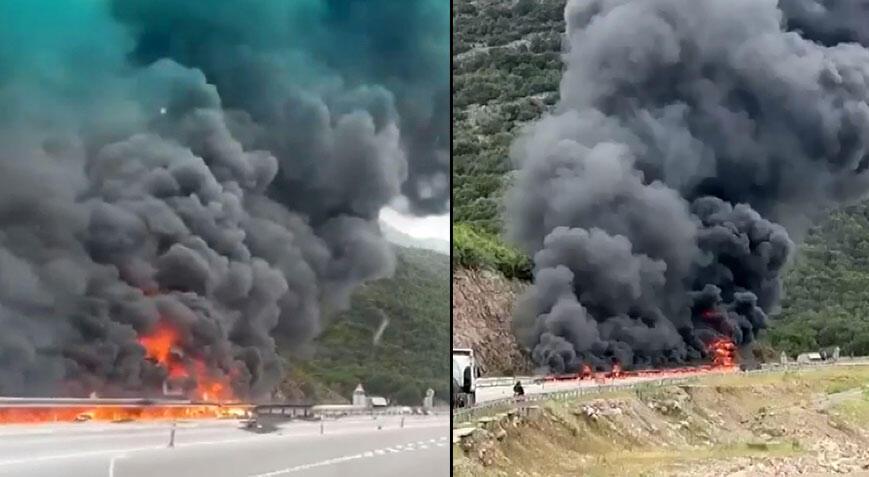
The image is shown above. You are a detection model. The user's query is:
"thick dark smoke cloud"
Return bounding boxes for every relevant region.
[0,0,447,398]
[111,0,450,216]
[780,0,869,46]
[509,0,869,373]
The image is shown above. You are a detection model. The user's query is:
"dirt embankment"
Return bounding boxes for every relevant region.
[454,366,869,476]
[452,267,532,375]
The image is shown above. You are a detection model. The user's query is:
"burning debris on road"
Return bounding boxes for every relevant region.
[509,0,869,374]
[0,403,250,425]
[539,337,738,385]
[0,0,447,400]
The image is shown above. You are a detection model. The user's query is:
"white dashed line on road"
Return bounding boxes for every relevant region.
[247,437,443,476]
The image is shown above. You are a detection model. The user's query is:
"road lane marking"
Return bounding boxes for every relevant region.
[108,453,126,477]
[0,419,449,473]
[247,436,446,476]
[0,429,298,468]
[0,426,446,470]
[0,446,160,468]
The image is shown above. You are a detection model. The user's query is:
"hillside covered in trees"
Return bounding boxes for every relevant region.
[453,0,564,235]
[771,205,869,357]
[290,245,449,405]
[453,0,869,361]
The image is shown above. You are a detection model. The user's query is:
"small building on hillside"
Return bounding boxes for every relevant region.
[352,383,367,407]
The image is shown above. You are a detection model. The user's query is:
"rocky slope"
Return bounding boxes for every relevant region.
[452,268,532,375]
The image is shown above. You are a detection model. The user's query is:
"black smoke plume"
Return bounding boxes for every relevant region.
[509,0,869,373]
[780,0,869,46]
[0,0,447,398]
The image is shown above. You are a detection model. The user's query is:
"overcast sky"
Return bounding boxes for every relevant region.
[379,207,450,241]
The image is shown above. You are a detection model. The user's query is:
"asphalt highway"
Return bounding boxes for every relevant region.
[475,373,676,403]
[474,360,869,403]
[0,415,449,477]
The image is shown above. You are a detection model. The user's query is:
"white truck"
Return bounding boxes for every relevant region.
[452,348,479,408]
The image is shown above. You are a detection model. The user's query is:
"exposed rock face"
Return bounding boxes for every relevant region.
[452,268,532,375]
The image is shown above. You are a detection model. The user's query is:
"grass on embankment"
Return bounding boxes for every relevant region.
[453,365,869,477]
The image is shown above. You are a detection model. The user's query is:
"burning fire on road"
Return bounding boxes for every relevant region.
[0,321,253,426]
[0,403,250,425]
[541,337,738,384]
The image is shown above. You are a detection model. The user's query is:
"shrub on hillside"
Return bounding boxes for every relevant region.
[453,223,532,281]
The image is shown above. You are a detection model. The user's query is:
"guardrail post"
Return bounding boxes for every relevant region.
[168,421,176,448]
[320,416,324,435]
[400,416,405,428]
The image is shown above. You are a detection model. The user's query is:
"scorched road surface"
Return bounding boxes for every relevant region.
[0,415,449,477]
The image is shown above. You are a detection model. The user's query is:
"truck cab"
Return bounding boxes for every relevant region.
[452,348,478,408]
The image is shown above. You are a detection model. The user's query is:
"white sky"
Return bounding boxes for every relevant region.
[379,206,450,241]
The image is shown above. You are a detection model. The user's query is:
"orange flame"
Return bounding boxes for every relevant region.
[0,405,251,425]
[138,321,237,402]
[707,336,737,368]
[0,321,250,425]
[138,322,179,367]
[542,337,740,384]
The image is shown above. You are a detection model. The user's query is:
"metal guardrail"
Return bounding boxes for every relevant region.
[454,359,869,425]
[312,405,447,418]
[476,376,541,388]
[453,378,696,424]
